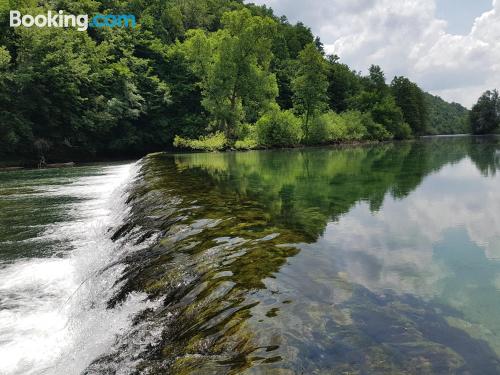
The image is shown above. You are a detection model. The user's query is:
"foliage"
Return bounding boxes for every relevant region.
[367,65,387,94]
[424,93,469,135]
[0,0,472,160]
[0,45,32,154]
[173,131,227,151]
[470,90,500,135]
[291,43,328,139]
[394,121,413,140]
[308,110,390,144]
[181,9,278,140]
[325,55,360,112]
[362,113,393,141]
[232,122,259,149]
[371,96,410,140]
[256,107,302,147]
[342,110,369,140]
[348,65,411,140]
[271,20,315,110]
[391,76,427,135]
[234,137,258,150]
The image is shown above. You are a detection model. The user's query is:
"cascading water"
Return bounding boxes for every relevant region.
[0,163,160,375]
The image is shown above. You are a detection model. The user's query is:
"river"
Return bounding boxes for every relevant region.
[2,136,500,374]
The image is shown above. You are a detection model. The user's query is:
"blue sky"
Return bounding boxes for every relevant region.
[249,0,500,107]
[435,0,492,34]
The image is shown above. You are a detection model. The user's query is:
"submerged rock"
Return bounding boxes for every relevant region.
[86,146,500,374]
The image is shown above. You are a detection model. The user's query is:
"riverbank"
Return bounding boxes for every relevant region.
[0,157,138,171]
[1,134,479,171]
[0,141,380,170]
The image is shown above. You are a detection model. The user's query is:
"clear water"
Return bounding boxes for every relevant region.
[3,136,500,374]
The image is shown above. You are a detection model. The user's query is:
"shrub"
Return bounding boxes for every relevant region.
[173,131,227,151]
[309,111,370,143]
[308,110,398,143]
[341,110,368,140]
[370,96,412,140]
[234,124,259,149]
[235,123,253,140]
[256,108,303,147]
[393,122,413,140]
[234,137,258,150]
[361,113,393,141]
[307,115,329,144]
[307,112,345,143]
[326,112,349,141]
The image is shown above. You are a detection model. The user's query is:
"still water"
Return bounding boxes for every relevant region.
[2,136,500,374]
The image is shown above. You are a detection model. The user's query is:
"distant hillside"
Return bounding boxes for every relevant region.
[425,93,470,135]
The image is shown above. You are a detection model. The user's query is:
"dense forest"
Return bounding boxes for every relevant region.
[470,89,500,135]
[0,0,473,162]
[424,93,469,135]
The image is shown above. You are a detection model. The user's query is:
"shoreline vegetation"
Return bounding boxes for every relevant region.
[4,134,498,171]
[0,0,481,163]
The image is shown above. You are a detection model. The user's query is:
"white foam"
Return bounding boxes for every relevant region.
[0,163,156,375]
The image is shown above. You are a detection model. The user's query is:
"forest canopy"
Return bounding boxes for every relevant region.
[0,0,473,161]
[469,90,500,135]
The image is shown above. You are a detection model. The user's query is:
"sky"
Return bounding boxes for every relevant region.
[248,0,500,108]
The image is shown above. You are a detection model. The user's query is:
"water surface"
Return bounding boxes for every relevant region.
[0,163,157,374]
[3,136,500,374]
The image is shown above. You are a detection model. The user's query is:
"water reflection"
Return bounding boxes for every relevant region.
[102,136,500,374]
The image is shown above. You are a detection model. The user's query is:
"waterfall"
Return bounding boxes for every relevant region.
[0,163,161,375]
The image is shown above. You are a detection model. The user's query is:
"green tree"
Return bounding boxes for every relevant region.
[368,65,387,94]
[326,55,360,112]
[347,66,411,139]
[292,43,328,139]
[256,105,302,147]
[0,45,32,156]
[424,93,469,135]
[281,21,315,59]
[0,0,472,158]
[371,95,411,140]
[470,90,500,134]
[391,76,427,135]
[182,8,278,140]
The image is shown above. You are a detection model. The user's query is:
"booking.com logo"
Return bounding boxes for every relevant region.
[9,10,136,31]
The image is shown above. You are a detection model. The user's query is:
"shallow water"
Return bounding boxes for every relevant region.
[3,136,500,374]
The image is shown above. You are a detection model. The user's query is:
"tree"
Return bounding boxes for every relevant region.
[347,66,411,139]
[182,8,278,140]
[281,22,315,59]
[391,76,427,135]
[0,0,469,157]
[368,65,387,94]
[470,90,500,134]
[371,95,411,140]
[325,54,360,112]
[0,45,32,156]
[292,43,328,139]
[256,105,302,147]
[424,93,469,135]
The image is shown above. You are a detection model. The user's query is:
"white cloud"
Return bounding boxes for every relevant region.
[313,158,500,300]
[249,0,500,107]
